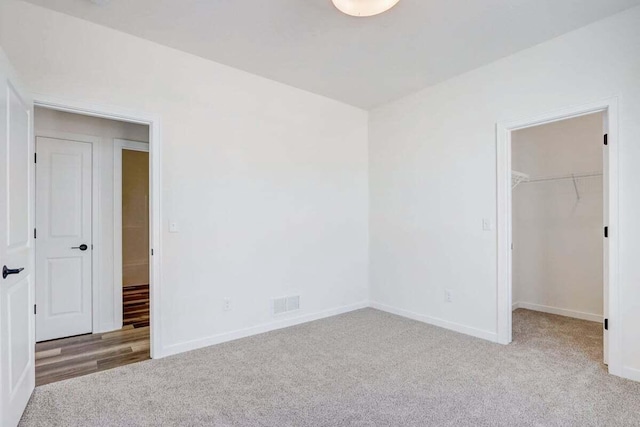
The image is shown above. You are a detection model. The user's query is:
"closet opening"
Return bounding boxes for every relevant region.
[496,99,620,376]
[511,112,605,363]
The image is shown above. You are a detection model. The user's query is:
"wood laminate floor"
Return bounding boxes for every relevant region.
[35,285,150,386]
[123,284,150,328]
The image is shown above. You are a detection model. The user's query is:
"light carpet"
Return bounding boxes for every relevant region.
[20,308,640,426]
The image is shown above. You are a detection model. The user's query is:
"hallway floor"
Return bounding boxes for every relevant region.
[35,285,150,386]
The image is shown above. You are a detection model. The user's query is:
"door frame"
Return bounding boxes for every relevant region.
[496,97,621,376]
[34,131,101,339]
[32,95,163,359]
[113,138,150,330]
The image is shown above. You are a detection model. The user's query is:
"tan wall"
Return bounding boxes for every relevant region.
[122,150,150,286]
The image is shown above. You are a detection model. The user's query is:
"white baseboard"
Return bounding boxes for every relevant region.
[370,301,498,343]
[160,301,370,358]
[157,298,638,384]
[94,322,119,334]
[622,367,640,382]
[513,301,603,323]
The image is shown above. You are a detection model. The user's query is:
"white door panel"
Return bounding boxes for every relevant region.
[7,88,29,250]
[47,258,84,315]
[7,277,30,389]
[0,53,35,427]
[35,137,92,342]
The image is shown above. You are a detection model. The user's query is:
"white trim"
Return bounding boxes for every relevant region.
[115,139,149,152]
[370,301,498,342]
[33,94,163,359]
[162,301,370,358]
[34,130,104,335]
[622,367,640,383]
[113,138,149,331]
[512,301,603,323]
[496,97,621,378]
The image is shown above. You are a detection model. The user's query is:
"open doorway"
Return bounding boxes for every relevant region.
[33,107,151,385]
[496,99,620,376]
[510,112,605,363]
[115,139,150,330]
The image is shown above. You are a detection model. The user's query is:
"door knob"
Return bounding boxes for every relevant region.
[72,244,89,251]
[3,265,24,279]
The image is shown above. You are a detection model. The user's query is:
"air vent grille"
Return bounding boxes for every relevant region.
[272,295,300,315]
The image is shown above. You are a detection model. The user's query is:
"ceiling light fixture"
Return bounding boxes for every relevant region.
[332,0,400,17]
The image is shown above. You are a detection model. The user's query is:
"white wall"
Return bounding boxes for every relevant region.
[4,0,640,381]
[369,6,640,379]
[34,107,149,332]
[1,0,369,357]
[512,113,603,322]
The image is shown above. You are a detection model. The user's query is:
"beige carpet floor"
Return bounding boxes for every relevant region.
[19,308,640,426]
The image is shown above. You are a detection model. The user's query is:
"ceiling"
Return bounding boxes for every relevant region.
[23,0,640,109]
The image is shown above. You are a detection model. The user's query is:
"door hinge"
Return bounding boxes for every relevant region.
[604,134,608,146]
[604,226,609,238]
[604,318,608,330]
[34,304,37,315]
[34,152,37,163]
[151,249,154,256]
[34,228,37,239]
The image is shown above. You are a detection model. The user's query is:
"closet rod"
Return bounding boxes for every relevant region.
[525,172,602,184]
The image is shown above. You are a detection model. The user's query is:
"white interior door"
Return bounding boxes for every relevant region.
[0,55,35,427]
[35,137,92,342]
[602,113,609,365]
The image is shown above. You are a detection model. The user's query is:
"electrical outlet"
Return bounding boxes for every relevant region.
[169,221,179,233]
[482,218,493,231]
[444,289,453,303]
[223,298,231,311]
